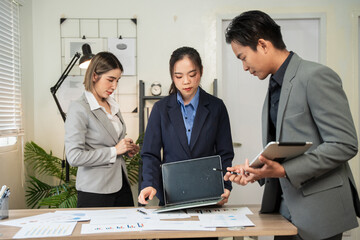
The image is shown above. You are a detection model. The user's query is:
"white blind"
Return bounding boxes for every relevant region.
[0,0,23,137]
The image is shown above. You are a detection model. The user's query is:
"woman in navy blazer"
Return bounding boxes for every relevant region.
[138,47,234,205]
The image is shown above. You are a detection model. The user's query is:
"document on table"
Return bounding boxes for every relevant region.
[142,221,216,231]
[186,206,253,215]
[0,212,89,227]
[87,208,190,224]
[12,222,76,239]
[81,222,145,234]
[89,212,158,224]
[155,211,191,220]
[198,214,255,228]
[81,221,215,234]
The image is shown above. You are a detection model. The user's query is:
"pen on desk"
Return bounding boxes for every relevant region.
[212,168,241,175]
[137,209,148,215]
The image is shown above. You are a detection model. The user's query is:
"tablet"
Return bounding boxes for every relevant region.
[249,141,313,168]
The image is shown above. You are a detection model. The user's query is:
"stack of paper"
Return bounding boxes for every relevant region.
[0,207,255,237]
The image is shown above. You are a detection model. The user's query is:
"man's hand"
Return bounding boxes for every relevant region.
[224,163,250,186]
[244,155,286,181]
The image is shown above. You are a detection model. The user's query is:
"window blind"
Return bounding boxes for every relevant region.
[0,0,23,137]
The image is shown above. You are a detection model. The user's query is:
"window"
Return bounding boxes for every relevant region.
[0,0,23,147]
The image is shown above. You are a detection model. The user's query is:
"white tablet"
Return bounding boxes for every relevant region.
[249,141,313,168]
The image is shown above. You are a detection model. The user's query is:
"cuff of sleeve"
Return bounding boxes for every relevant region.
[109,147,117,163]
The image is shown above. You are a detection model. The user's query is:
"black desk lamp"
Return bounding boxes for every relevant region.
[50,43,94,182]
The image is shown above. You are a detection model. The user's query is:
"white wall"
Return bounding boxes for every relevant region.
[22,0,360,151]
[18,0,360,222]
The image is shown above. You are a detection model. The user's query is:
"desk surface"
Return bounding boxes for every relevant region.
[0,205,297,239]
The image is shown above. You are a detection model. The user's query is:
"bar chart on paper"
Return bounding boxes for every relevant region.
[12,222,77,239]
[81,223,145,234]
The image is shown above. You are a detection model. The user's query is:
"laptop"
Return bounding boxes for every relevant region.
[155,155,224,213]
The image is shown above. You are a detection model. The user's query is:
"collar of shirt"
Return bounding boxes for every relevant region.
[176,87,200,112]
[270,51,294,87]
[84,91,119,117]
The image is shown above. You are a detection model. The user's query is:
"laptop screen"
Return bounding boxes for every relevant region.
[162,155,225,205]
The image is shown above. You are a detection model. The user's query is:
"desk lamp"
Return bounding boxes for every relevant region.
[50,43,94,182]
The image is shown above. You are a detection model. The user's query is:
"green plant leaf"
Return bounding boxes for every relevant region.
[24,141,78,208]
[24,141,75,180]
[24,134,142,209]
[25,176,54,209]
[39,187,77,208]
[58,191,78,208]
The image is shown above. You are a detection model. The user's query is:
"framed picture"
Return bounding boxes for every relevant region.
[108,38,136,75]
[64,38,104,64]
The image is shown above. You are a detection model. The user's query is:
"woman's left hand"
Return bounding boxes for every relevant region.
[217,189,230,206]
[127,143,140,157]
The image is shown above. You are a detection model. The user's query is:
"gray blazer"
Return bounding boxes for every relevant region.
[260,53,360,239]
[65,94,128,194]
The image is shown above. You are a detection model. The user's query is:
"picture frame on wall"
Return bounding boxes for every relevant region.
[64,38,105,64]
[108,38,136,76]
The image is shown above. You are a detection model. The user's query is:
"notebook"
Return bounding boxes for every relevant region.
[155,155,224,213]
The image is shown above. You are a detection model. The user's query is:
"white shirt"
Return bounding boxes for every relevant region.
[85,91,122,163]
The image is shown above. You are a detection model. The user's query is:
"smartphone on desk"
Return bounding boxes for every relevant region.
[249,141,313,168]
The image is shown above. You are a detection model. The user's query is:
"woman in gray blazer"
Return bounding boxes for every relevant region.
[65,52,139,208]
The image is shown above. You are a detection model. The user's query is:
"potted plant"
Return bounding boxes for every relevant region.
[24,134,142,208]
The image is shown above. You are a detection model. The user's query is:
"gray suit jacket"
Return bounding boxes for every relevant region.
[65,94,128,194]
[260,53,360,239]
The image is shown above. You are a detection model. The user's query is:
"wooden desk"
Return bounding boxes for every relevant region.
[0,205,297,239]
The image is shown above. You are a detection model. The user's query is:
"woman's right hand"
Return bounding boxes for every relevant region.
[138,187,157,205]
[115,138,135,155]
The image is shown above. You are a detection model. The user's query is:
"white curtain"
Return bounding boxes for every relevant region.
[0,0,23,139]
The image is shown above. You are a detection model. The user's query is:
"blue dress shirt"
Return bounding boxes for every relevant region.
[177,88,200,145]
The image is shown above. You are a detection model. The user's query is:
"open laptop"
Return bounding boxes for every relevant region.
[155,155,224,213]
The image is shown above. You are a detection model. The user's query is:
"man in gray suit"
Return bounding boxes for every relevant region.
[224,10,360,240]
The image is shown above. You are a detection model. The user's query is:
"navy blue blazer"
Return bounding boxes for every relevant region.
[140,87,234,204]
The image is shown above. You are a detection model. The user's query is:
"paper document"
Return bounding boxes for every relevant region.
[13,222,76,239]
[0,212,89,227]
[198,214,255,228]
[142,221,216,231]
[186,207,253,215]
[156,211,190,220]
[81,223,145,234]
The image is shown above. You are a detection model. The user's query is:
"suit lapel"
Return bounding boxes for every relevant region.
[276,54,301,140]
[190,89,209,151]
[262,92,270,146]
[92,108,119,143]
[167,94,192,158]
[79,94,120,144]
[116,111,126,140]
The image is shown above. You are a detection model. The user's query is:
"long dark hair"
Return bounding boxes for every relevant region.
[225,10,286,51]
[168,47,203,95]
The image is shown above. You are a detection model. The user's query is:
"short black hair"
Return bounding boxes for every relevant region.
[225,10,286,51]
